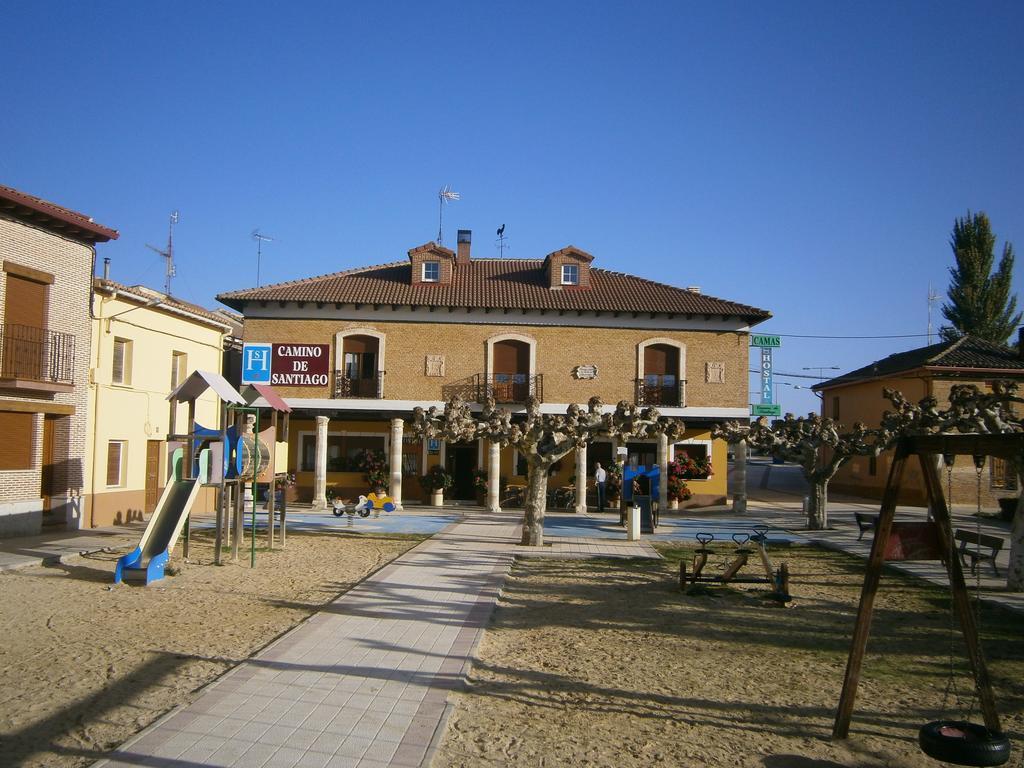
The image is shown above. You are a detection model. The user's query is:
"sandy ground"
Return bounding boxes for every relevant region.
[434,545,1024,768]
[0,529,421,768]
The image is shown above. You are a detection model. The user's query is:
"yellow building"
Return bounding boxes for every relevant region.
[86,277,234,527]
[814,334,1024,507]
[218,230,771,509]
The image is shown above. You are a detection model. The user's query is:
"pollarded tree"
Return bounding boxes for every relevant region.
[941,211,1021,345]
[714,414,887,530]
[880,382,1024,591]
[410,395,684,546]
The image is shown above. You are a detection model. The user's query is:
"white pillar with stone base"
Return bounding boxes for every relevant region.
[487,441,501,513]
[312,415,329,510]
[389,418,404,511]
[575,441,588,514]
[658,432,669,513]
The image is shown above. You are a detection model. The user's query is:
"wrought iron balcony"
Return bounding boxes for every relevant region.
[474,373,543,404]
[0,323,75,388]
[635,376,686,407]
[333,371,384,399]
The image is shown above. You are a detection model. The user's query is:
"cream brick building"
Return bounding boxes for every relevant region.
[218,230,771,509]
[0,184,118,536]
[86,277,234,527]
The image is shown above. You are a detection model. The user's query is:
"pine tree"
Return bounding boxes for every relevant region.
[941,211,1020,344]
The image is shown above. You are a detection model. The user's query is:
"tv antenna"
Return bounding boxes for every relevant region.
[437,185,460,245]
[252,230,275,287]
[145,210,179,295]
[927,283,939,344]
[496,223,509,257]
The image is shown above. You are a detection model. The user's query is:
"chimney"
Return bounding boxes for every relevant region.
[686,286,701,294]
[456,229,471,265]
[103,257,111,280]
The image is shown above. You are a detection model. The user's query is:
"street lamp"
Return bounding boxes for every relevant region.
[103,296,163,333]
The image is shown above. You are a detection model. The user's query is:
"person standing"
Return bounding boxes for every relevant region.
[594,462,607,512]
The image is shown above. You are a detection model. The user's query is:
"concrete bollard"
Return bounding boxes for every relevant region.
[627,505,641,541]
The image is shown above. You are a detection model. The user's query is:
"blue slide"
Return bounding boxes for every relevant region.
[114,479,201,585]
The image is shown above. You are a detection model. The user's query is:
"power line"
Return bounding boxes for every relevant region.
[767,332,931,340]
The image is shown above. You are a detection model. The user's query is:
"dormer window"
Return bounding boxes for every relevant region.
[422,261,440,282]
[561,264,579,285]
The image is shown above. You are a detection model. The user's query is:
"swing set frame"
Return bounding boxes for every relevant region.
[832,433,1018,740]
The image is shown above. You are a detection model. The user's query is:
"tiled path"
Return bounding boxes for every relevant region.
[95,513,523,768]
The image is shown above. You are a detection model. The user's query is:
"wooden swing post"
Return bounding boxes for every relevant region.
[833,434,1010,739]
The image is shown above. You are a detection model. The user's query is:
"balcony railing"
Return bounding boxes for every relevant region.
[474,373,543,404]
[635,376,686,407]
[333,371,384,399]
[0,323,75,385]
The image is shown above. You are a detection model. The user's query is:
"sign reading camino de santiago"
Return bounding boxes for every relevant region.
[271,344,331,386]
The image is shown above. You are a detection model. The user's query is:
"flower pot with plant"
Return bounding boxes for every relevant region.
[472,468,489,505]
[356,449,389,493]
[420,465,452,506]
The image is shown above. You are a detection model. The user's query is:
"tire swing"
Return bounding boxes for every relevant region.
[918,453,1011,768]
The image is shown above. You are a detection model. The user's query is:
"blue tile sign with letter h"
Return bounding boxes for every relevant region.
[242,343,273,384]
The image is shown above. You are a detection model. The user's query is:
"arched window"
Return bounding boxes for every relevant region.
[485,333,538,402]
[334,329,386,398]
[636,338,686,406]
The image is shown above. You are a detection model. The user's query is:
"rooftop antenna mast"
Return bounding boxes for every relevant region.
[437,185,460,245]
[927,283,939,344]
[496,223,508,257]
[252,230,275,287]
[145,210,179,295]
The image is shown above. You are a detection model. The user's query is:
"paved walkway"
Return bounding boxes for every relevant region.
[94,512,523,768]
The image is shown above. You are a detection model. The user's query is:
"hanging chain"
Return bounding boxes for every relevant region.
[941,453,963,716]
[963,454,987,721]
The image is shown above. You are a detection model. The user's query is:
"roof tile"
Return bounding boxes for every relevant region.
[217,258,771,321]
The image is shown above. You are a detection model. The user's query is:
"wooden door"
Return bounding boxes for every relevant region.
[492,340,529,401]
[41,415,55,510]
[145,440,162,514]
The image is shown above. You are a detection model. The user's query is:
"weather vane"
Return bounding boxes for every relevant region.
[437,185,460,245]
[496,223,508,257]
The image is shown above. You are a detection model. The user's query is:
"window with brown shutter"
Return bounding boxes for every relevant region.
[171,351,187,390]
[112,338,131,385]
[0,411,34,469]
[106,440,125,486]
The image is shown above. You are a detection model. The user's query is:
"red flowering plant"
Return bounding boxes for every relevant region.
[665,459,693,502]
[675,450,712,480]
[355,449,389,490]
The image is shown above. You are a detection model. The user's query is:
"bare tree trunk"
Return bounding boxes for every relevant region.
[806,479,829,530]
[520,464,548,546]
[732,440,748,514]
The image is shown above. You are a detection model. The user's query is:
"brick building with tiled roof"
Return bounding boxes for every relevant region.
[0,184,117,536]
[813,334,1024,506]
[219,230,771,511]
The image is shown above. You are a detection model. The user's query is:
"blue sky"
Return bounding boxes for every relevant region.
[3,1,1022,417]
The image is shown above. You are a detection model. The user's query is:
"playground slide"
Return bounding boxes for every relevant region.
[114,479,202,585]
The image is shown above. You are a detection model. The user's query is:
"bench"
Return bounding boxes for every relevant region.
[954,529,1005,577]
[854,512,878,541]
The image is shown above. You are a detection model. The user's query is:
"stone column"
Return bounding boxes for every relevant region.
[487,441,501,513]
[575,442,588,514]
[658,432,669,513]
[312,415,329,510]
[389,418,404,510]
